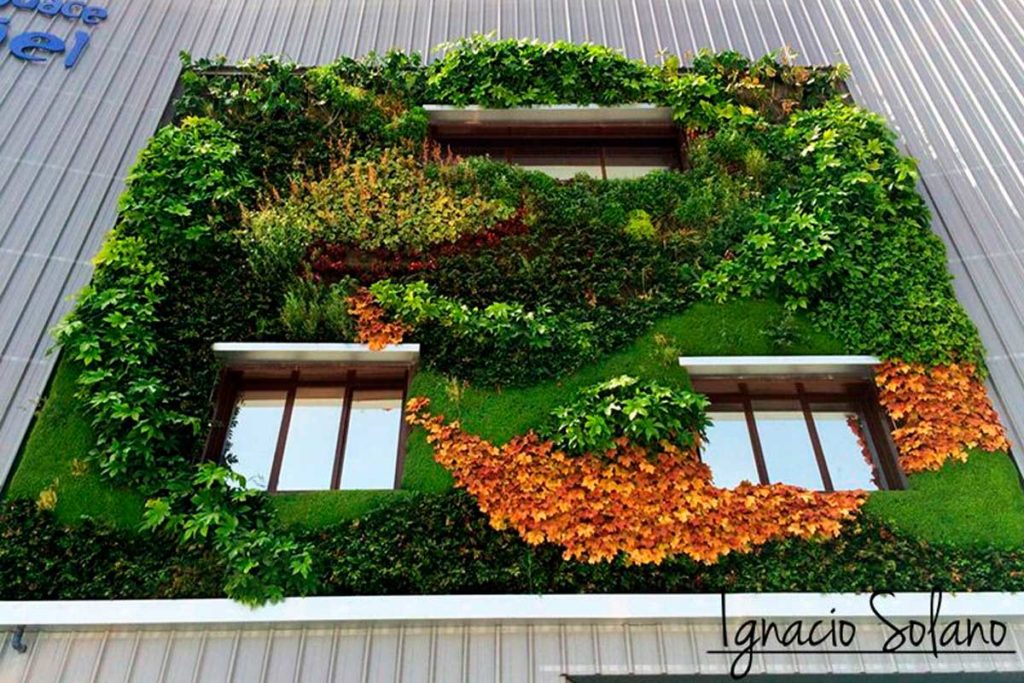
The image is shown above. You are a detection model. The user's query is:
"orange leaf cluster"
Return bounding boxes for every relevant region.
[406,397,865,565]
[875,361,1010,473]
[347,288,406,350]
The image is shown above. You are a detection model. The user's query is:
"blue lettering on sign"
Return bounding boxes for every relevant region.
[0,0,108,68]
[10,30,63,61]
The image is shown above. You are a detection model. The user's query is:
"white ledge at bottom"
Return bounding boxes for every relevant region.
[1,593,1022,628]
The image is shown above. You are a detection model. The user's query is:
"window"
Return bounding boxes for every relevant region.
[207,344,418,492]
[431,123,683,180]
[693,376,902,491]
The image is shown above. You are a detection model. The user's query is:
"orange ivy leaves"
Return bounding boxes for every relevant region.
[875,361,1009,473]
[406,397,865,565]
[348,288,406,350]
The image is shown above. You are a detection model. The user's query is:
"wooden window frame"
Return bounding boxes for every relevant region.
[204,366,412,493]
[430,122,688,179]
[696,378,904,491]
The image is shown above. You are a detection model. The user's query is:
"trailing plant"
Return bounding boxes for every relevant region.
[369,280,597,385]
[875,361,1009,473]
[408,398,864,565]
[142,464,316,605]
[542,375,709,457]
[52,118,321,605]
[668,48,849,130]
[53,118,255,487]
[348,287,409,350]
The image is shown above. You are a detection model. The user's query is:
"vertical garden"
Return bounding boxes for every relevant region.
[2,38,1021,606]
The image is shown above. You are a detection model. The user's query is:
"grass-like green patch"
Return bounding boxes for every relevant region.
[406,299,842,447]
[866,451,1024,549]
[5,359,145,529]
[272,489,415,529]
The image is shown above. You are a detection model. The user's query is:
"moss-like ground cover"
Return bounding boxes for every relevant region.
[6,360,145,529]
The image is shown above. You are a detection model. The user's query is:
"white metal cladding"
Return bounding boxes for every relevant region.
[1,1,1023,478]
[3,620,1024,682]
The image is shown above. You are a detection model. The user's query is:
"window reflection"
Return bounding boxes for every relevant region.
[813,410,880,490]
[753,409,824,490]
[340,388,405,490]
[604,146,677,179]
[222,389,287,489]
[702,410,760,487]
[510,148,603,180]
[276,386,345,491]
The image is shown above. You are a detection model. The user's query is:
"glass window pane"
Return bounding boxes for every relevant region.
[702,410,761,487]
[754,408,824,489]
[340,388,404,490]
[510,148,603,179]
[222,389,287,490]
[813,410,881,490]
[604,145,677,179]
[277,386,345,491]
[604,164,670,179]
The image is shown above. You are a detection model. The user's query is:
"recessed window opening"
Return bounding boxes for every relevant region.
[431,123,684,180]
[695,378,900,491]
[209,365,411,492]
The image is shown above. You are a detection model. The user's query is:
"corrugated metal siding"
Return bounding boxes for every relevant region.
[3,619,1024,682]
[1,0,1022,483]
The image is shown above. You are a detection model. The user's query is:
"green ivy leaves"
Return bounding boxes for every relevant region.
[542,375,709,457]
[696,101,984,367]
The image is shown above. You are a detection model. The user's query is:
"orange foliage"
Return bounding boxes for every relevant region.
[875,361,1009,473]
[347,288,406,350]
[406,397,865,565]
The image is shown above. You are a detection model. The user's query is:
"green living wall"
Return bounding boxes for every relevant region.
[3,38,1021,605]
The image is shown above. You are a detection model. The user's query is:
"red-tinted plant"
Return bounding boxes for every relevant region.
[875,361,1010,473]
[406,397,865,565]
[307,207,530,283]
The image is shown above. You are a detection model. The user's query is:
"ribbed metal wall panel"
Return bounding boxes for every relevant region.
[3,620,1024,681]
[0,0,1022,483]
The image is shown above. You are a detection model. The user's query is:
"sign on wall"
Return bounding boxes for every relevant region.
[0,0,109,69]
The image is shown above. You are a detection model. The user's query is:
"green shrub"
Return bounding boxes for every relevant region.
[243,149,515,282]
[0,500,223,600]
[697,101,984,366]
[542,375,709,457]
[308,492,1024,596]
[176,54,428,187]
[370,280,596,385]
[425,35,666,107]
[623,209,657,241]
